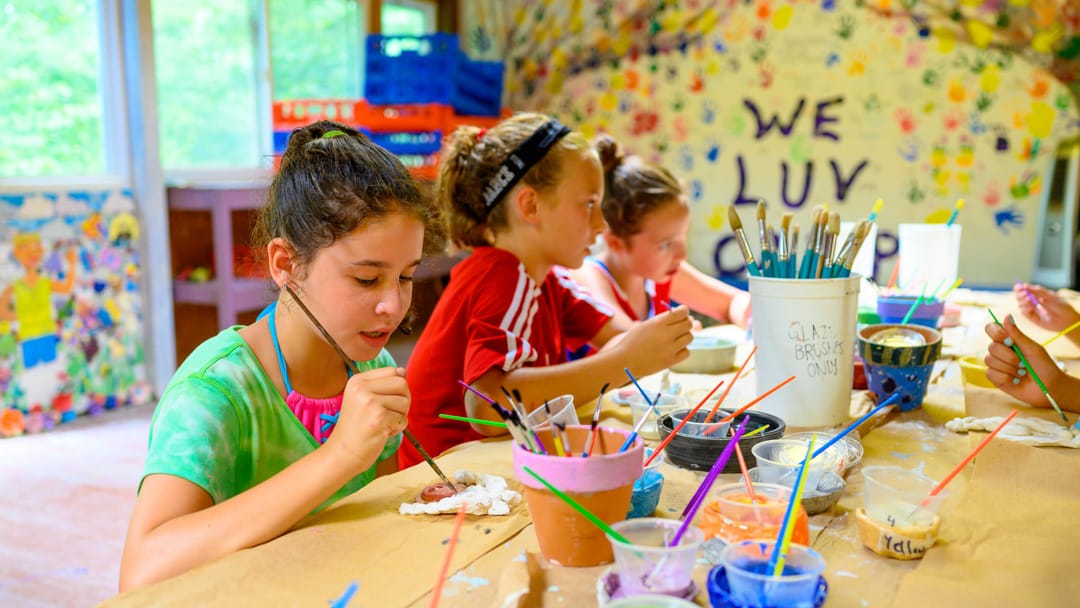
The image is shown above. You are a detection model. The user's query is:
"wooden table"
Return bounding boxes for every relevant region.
[100,289,1080,607]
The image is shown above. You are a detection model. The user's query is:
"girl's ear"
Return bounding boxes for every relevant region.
[604,231,629,254]
[266,238,297,288]
[510,184,542,226]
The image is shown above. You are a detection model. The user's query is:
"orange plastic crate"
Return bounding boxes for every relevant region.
[354,101,452,133]
[273,100,358,130]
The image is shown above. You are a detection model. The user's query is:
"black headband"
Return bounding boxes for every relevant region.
[481,119,572,211]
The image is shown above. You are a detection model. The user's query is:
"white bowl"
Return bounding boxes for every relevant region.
[670,336,737,374]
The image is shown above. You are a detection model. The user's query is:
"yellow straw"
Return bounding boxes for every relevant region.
[939,278,963,300]
[772,436,815,577]
[1042,319,1080,347]
[742,424,770,439]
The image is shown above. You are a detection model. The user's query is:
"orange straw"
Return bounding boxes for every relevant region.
[735,440,758,503]
[921,410,1018,504]
[703,345,758,423]
[429,505,467,608]
[886,257,900,294]
[704,375,797,434]
[641,378,726,467]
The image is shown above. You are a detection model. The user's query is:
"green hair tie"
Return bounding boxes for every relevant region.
[321,130,346,139]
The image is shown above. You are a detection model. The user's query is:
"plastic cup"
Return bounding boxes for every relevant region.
[670,408,730,438]
[721,540,826,607]
[748,275,860,427]
[628,393,687,441]
[526,394,578,430]
[751,439,842,490]
[876,294,945,328]
[862,465,946,528]
[607,518,704,597]
[897,223,962,295]
[699,482,810,545]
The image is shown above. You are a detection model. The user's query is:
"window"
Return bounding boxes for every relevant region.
[382,1,433,37]
[0,0,106,177]
[152,0,261,170]
[270,0,363,101]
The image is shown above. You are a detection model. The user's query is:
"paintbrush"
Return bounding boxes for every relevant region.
[1042,318,1080,347]
[728,206,761,277]
[867,198,884,223]
[811,208,830,278]
[945,198,965,227]
[672,417,752,546]
[703,375,797,435]
[765,224,777,278]
[988,309,1068,422]
[788,223,800,278]
[509,388,547,451]
[439,413,507,428]
[585,383,610,458]
[817,211,839,278]
[798,207,822,279]
[458,380,537,452]
[779,213,793,279]
[834,220,871,279]
[768,436,815,577]
[756,201,773,277]
[284,284,458,493]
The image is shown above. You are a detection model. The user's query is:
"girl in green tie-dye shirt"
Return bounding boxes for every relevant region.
[120,121,445,591]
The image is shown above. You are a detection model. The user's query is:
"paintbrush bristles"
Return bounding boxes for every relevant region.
[727,205,744,230]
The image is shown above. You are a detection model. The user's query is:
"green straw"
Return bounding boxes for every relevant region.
[987,309,1068,422]
[439,413,508,428]
[521,465,631,545]
[900,288,925,325]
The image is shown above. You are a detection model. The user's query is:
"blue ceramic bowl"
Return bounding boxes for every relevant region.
[706,565,829,608]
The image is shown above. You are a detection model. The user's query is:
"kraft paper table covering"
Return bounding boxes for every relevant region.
[100,295,1078,607]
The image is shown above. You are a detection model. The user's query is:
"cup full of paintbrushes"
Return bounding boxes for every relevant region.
[605,518,704,599]
[857,323,942,411]
[513,425,642,566]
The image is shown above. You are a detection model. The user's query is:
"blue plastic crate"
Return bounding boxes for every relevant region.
[367,131,442,156]
[364,34,504,116]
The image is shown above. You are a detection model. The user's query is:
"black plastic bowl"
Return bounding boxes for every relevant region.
[657,408,786,473]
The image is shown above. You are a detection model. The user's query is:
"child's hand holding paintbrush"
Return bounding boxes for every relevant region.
[984,312,1080,420]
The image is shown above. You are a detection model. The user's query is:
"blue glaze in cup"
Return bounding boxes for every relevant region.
[628,449,665,519]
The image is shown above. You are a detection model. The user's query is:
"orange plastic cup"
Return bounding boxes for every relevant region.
[699,482,809,545]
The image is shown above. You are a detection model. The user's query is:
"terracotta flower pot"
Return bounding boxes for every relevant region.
[513,425,642,566]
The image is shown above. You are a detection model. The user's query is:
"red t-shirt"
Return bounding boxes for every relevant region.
[584,256,672,321]
[399,247,613,468]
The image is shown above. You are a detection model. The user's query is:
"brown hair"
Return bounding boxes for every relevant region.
[594,134,684,239]
[252,120,446,276]
[437,113,594,248]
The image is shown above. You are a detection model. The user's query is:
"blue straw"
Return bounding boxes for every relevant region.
[330,581,358,608]
[766,439,814,575]
[812,392,901,459]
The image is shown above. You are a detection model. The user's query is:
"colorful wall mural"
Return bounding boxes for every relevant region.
[462,0,1080,287]
[0,189,150,438]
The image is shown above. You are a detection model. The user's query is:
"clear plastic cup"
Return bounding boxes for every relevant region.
[525,394,578,430]
[722,540,826,607]
[628,449,666,519]
[607,517,704,597]
[700,482,810,545]
[751,439,842,490]
[670,408,731,437]
[628,393,687,441]
[862,465,946,528]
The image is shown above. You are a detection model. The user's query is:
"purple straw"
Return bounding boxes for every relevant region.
[670,417,751,546]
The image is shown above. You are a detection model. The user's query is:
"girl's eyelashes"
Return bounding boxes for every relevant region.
[400,275,415,283]
[355,275,415,286]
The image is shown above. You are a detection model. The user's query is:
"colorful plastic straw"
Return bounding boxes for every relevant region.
[811,392,901,459]
[429,504,467,608]
[735,438,758,503]
[680,416,753,518]
[703,345,758,423]
[886,258,900,294]
[768,436,815,576]
[671,417,751,546]
[987,309,1068,422]
[330,581,359,608]
[521,465,631,544]
[642,379,726,467]
[927,410,1017,503]
[1042,319,1080,347]
[742,424,770,438]
[702,375,796,435]
[940,277,963,300]
[900,289,925,325]
[438,413,507,428]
